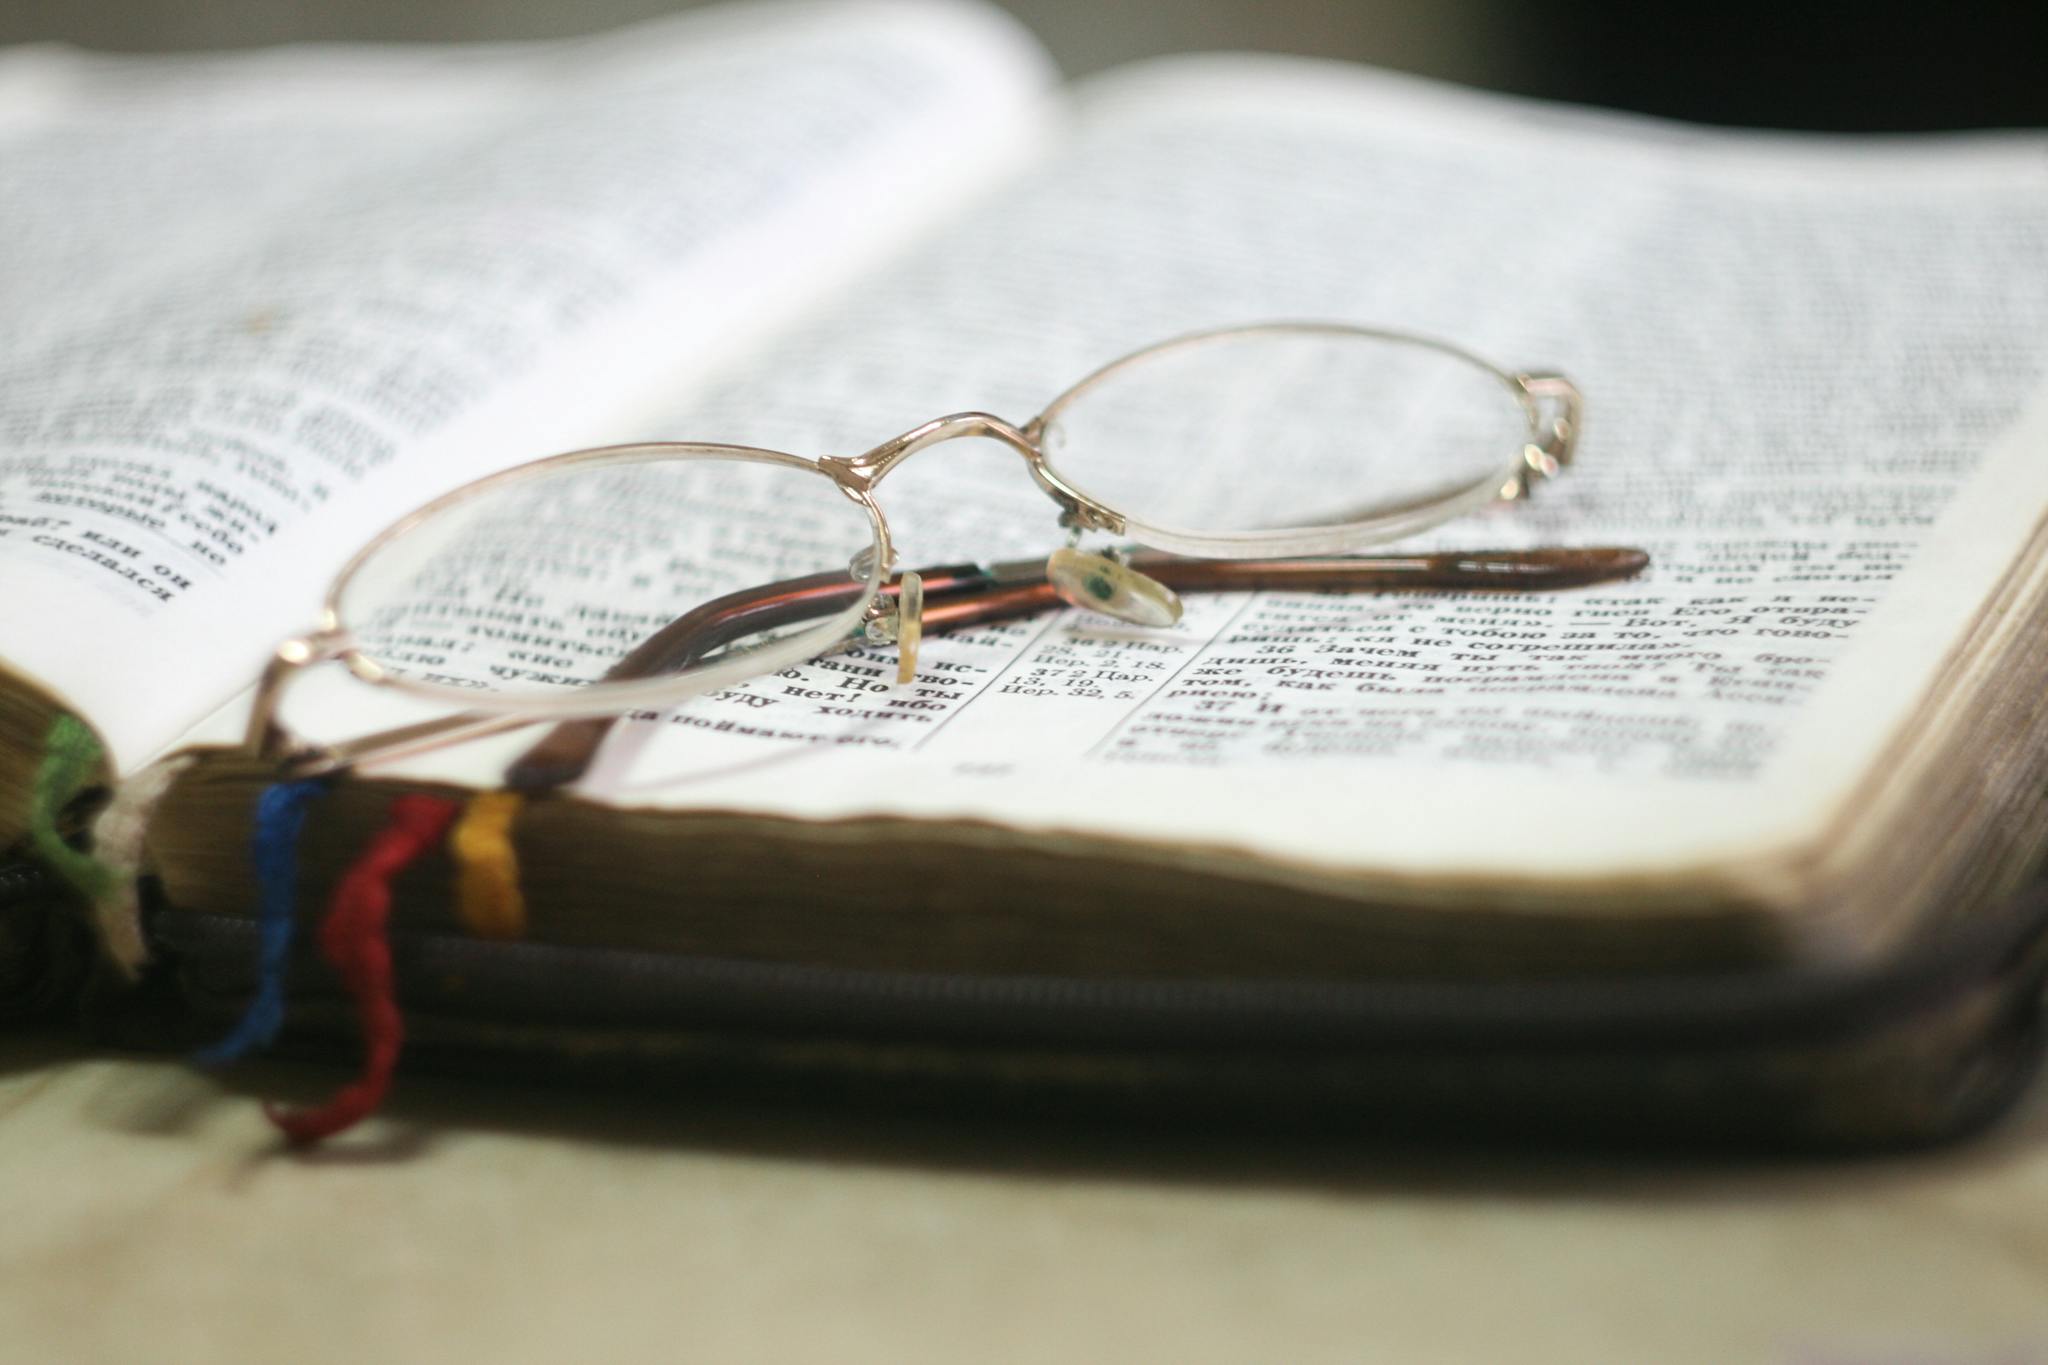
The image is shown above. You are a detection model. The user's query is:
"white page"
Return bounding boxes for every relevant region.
[188,54,2048,894]
[0,0,1054,769]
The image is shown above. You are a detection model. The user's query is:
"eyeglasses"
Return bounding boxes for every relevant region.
[243,321,1634,789]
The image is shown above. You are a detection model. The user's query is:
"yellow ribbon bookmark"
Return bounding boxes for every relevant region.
[449,790,527,940]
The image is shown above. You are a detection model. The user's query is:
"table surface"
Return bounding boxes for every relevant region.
[2,1034,2045,1364]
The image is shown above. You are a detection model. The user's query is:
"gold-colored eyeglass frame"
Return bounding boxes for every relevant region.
[244,321,1597,784]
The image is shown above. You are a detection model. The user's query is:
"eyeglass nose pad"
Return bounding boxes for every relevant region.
[893,571,923,684]
[1046,548,1183,627]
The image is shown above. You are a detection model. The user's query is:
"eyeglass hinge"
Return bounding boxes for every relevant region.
[243,631,349,763]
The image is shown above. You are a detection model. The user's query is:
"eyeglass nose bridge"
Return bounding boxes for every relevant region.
[821,411,1125,536]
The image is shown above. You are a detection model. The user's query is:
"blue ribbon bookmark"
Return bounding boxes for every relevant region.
[191,778,328,1067]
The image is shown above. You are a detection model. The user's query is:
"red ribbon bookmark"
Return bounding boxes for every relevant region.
[266,793,459,1147]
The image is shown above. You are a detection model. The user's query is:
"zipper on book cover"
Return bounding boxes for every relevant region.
[0,859,54,907]
[151,884,2048,1055]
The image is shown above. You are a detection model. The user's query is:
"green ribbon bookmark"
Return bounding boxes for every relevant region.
[29,715,118,900]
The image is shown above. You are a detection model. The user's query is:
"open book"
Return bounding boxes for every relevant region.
[6,0,2048,1135]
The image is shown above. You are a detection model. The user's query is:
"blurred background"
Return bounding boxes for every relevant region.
[4,0,2045,132]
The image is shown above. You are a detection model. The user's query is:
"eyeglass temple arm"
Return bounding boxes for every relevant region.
[502,545,1647,793]
[253,563,992,777]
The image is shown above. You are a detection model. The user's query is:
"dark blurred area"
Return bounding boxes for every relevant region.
[4,0,2044,132]
[1518,3,2048,132]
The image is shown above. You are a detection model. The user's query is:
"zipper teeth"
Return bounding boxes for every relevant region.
[0,860,54,907]
[517,932,2014,1044]
[158,889,2048,1053]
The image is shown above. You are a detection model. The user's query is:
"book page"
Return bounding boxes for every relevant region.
[196,54,2048,888]
[0,0,1053,771]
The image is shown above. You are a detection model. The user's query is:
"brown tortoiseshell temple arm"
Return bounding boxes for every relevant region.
[503,546,1648,793]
